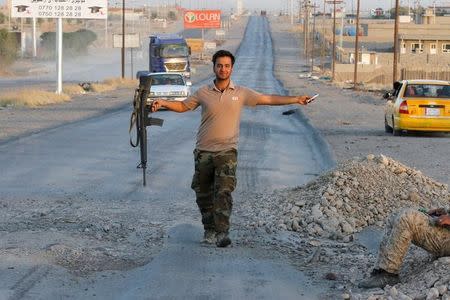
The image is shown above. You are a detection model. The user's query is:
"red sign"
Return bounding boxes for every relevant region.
[184,10,221,29]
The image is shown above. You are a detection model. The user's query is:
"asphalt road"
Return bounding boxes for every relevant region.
[0,16,333,299]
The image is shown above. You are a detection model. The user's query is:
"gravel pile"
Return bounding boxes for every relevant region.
[240,154,449,240]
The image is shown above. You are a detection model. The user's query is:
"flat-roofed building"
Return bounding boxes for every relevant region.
[399,34,450,55]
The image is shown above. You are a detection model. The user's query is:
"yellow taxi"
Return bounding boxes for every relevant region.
[384,79,450,135]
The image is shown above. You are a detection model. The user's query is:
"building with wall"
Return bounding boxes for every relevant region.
[336,47,379,65]
[399,34,450,55]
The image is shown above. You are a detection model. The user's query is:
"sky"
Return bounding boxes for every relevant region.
[2,0,448,13]
[169,0,446,13]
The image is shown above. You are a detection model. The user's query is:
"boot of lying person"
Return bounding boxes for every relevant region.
[358,268,400,289]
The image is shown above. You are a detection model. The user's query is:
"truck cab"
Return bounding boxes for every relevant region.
[148,34,191,80]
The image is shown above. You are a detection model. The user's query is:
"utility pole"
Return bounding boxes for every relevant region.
[304,1,309,57]
[332,0,336,81]
[121,0,125,78]
[105,18,108,48]
[353,0,360,90]
[299,0,304,59]
[311,2,317,73]
[298,0,302,20]
[7,0,11,30]
[291,0,295,25]
[339,3,344,48]
[393,0,400,83]
[32,17,37,57]
[321,0,326,72]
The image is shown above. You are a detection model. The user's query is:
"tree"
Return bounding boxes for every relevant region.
[167,11,177,21]
[389,6,410,19]
[39,29,97,59]
[0,12,6,24]
[0,29,18,67]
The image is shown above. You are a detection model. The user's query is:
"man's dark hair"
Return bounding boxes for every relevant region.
[212,50,235,66]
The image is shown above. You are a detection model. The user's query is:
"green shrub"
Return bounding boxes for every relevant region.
[40,29,97,59]
[0,29,18,67]
[167,11,177,21]
[0,12,6,24]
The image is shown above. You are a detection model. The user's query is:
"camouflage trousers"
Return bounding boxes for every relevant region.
[376,208,450,274]
[191,148,237,234]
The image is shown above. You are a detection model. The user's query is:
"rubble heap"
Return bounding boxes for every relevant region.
[241,154,449,240]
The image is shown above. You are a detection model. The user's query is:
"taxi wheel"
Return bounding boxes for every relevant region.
[392,118,402,136]
[384,117,393,133]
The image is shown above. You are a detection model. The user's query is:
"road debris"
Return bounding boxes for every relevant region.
[241,154,449,239]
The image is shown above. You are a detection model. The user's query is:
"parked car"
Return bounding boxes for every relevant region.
[384,79,450,135]
[137,72,191,105]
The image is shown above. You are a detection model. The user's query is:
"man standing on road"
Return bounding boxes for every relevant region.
[359,207,450,289]
[151,50,312,248]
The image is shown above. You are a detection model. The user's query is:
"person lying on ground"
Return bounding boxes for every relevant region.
[358,207,450,289]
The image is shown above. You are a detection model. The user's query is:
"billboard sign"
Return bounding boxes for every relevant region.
[11,0,108,19]
[184,10,221,29]
[186,38,204,53]
[216,29,225,36]
[113,33,140,48]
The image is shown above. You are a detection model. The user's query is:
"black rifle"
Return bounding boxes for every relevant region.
[129,76,164,186]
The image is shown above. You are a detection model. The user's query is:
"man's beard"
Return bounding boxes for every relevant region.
[216,73,230,81]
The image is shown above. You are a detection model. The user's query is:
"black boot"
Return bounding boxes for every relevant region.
[215,232,231,248]
[358,269,400,289]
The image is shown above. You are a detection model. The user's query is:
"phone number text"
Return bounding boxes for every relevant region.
[37,5,82,17]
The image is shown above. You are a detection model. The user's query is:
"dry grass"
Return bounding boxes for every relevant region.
[91,77,138,93]
[0,77,137,107]
[0,90,71,107]
[0,69,14,76]
[90,83,117,93]
[103,77,138,89]
[63,84,85,95]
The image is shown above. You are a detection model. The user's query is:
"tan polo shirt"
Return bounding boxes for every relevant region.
[182,80,261,152]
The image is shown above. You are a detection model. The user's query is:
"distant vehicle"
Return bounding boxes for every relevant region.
[384,79,450,135]
[138,72,191,105]
[141,34,191,80]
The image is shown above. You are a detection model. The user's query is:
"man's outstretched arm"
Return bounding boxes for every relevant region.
[256,94,311,106]
[436,215,450,227]
[151,100,190,113]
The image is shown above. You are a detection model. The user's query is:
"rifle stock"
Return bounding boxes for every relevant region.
[130,76,164,186]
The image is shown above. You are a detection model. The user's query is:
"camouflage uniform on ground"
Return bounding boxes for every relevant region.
[191,149,237,234]
[376,208,450,274]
